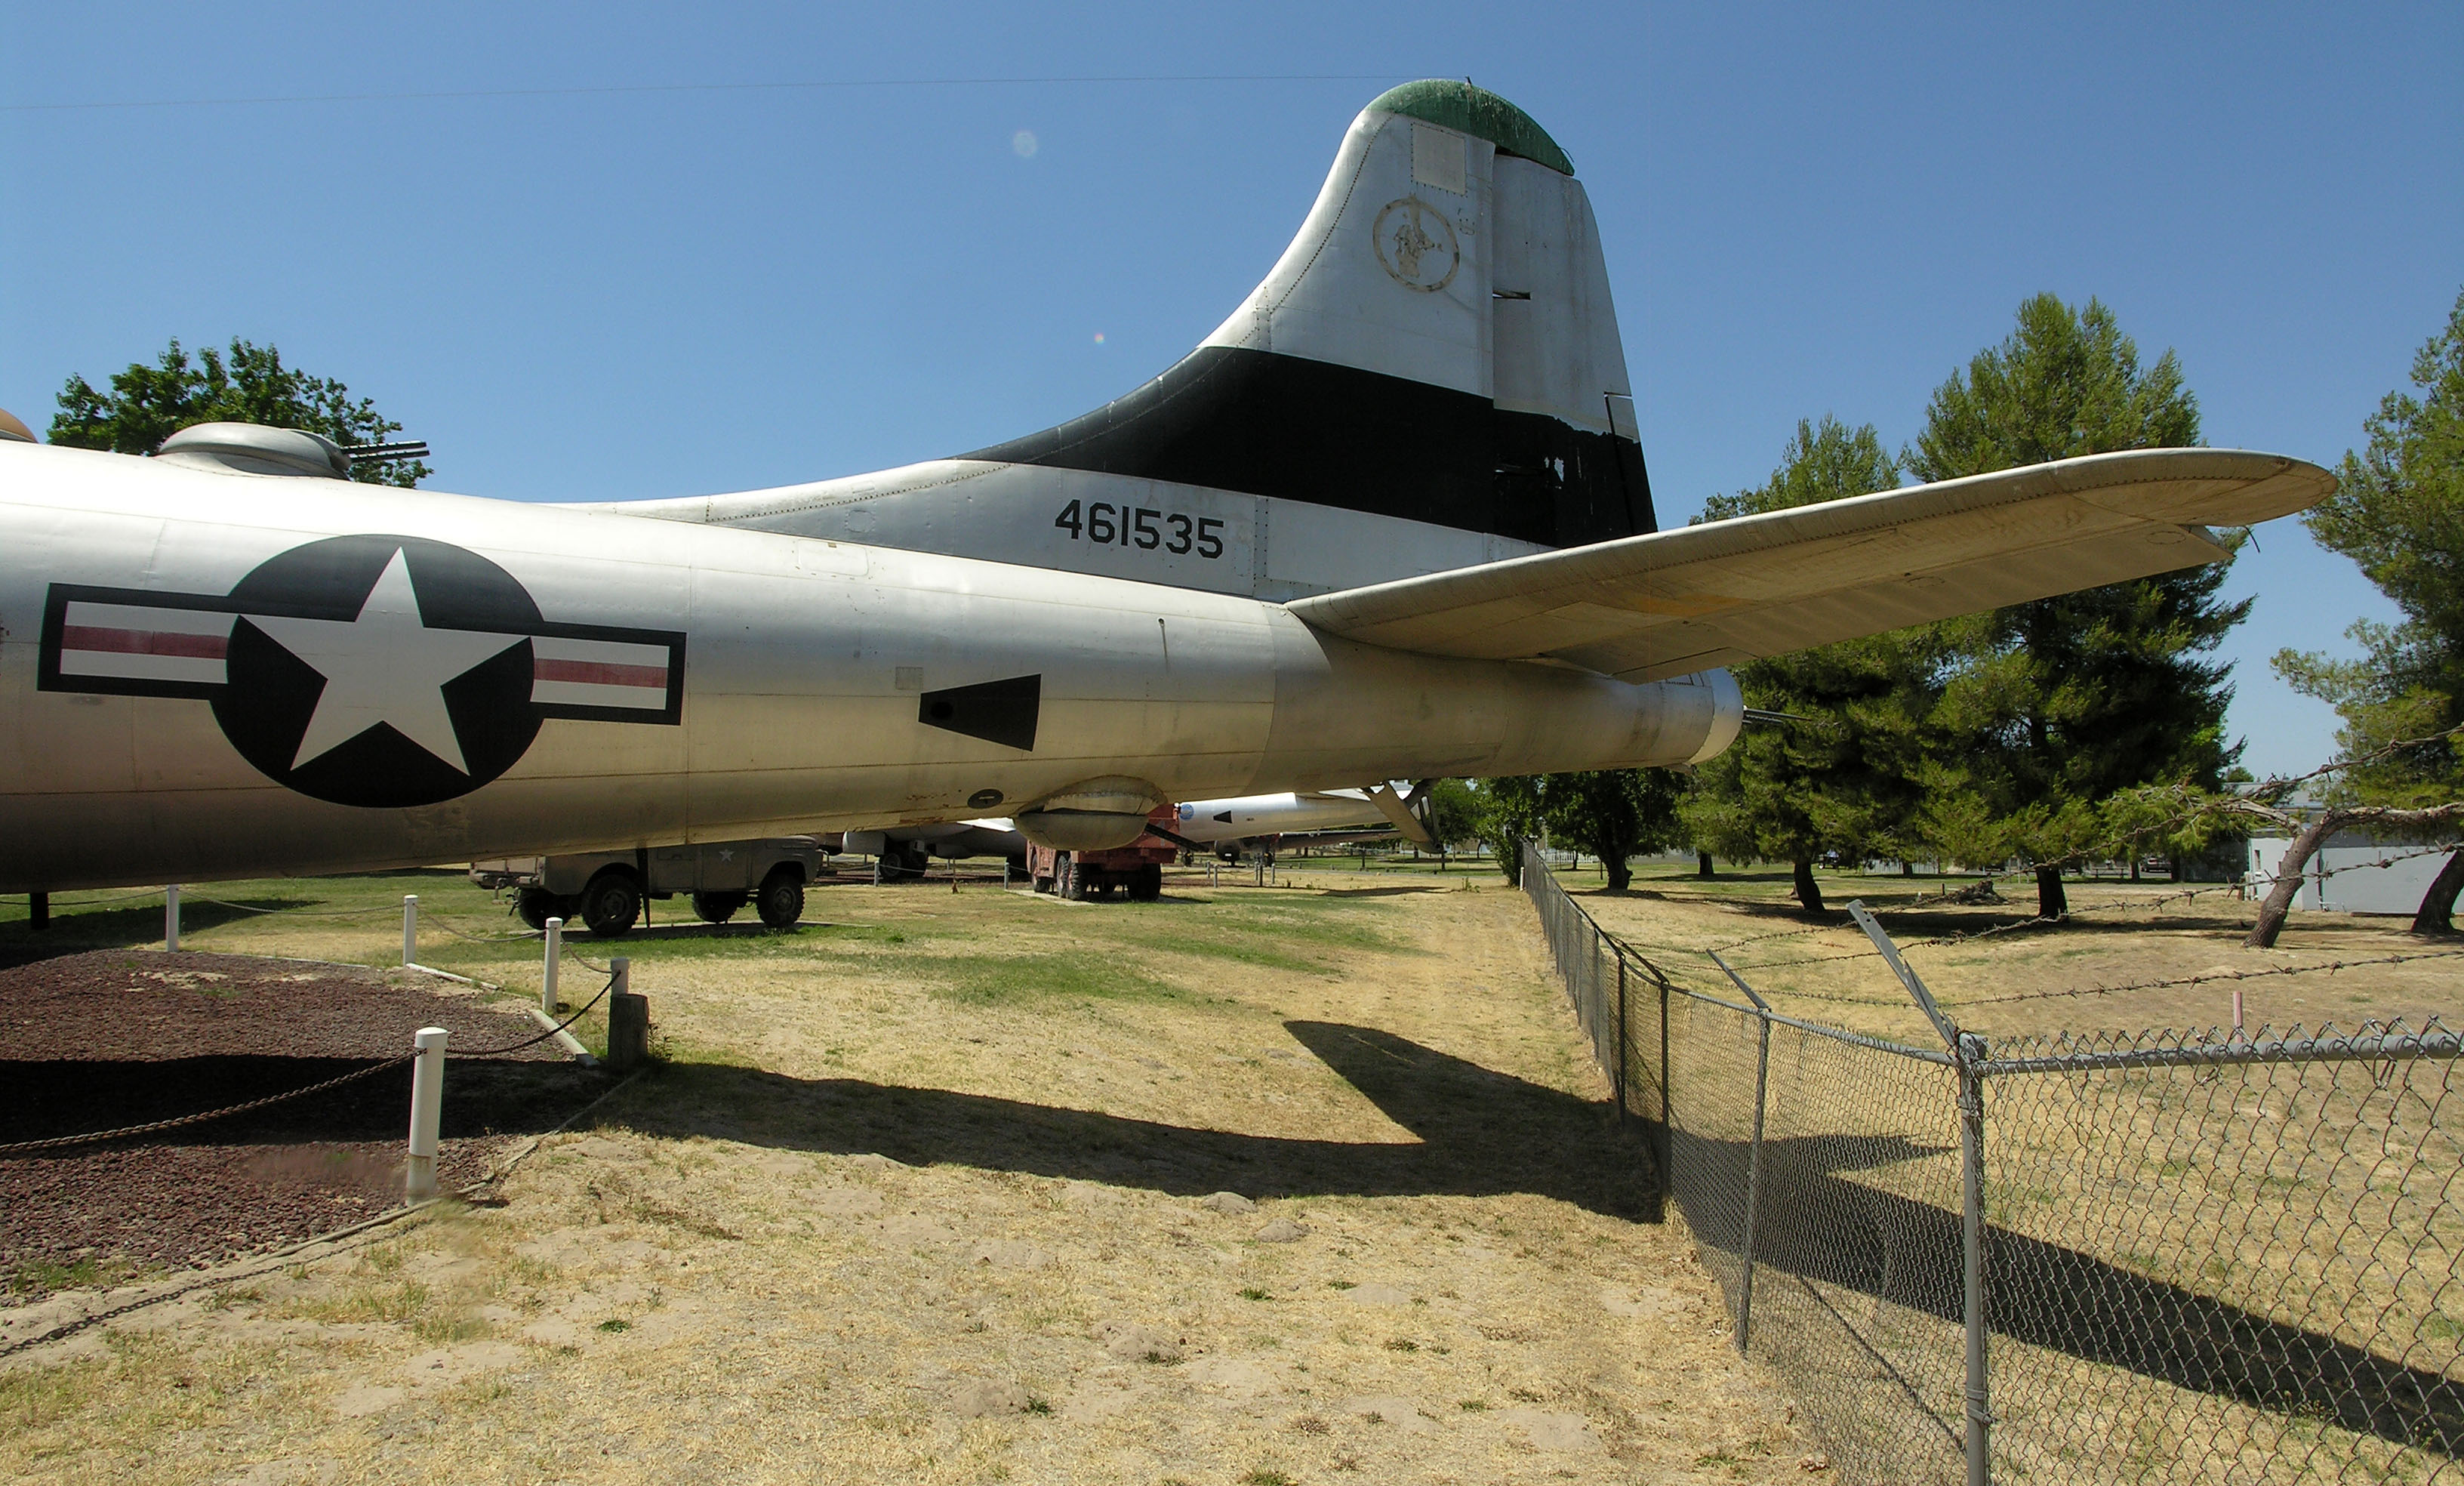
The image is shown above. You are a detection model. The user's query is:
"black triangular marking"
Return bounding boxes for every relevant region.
[919,673,1041,751]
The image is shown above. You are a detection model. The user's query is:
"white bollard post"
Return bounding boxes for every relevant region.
[611,955,630,999]
[405,1025,448,1202]
[165,883,181,952]
[402,894,418,967]
[543,917,563,1013]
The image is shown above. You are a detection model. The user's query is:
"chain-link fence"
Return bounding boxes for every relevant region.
[1521,842,2462,1484]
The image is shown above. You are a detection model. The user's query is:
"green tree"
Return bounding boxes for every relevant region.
[50,337,429,486]
[1680,417,1942,914]
[1475,770,1687,892]
[2273,284,2464,931]
[1472,775,1546,883]
[1905,294,2247,919]
[1420,778,1483,868]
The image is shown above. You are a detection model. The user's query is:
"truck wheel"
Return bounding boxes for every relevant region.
[692,890,747,924]
[756,869,805,928]
[580,870,642,938]
[1061,856,1086,901]
[1130,864,1163,901]
[515,886,561,930]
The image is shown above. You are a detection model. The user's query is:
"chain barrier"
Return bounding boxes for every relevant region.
[13,887,168,909]
[2,969,616,1155]
[0,1056,416,1157]
[415,914,541,945]
[1520,842,2463,1485]
[450,970,615,1059]
[185,896,399,920]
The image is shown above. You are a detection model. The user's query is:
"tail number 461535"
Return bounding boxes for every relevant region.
[1054,501,1224,559]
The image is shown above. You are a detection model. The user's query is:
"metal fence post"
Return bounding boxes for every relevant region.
[1615,954,1629,1126]
[1958,1031,1991,1486]
[1713,951,1775,1356]
[542,917,562,1013]
[1846,901,1988,1484]
[165,883,180,951]
[402,894,418,967]
[1659,966,1672,1201]
[405,1025,448,1201]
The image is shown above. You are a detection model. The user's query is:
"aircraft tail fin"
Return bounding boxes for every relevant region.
[968,79,1652,550]
[617,82,1652,597]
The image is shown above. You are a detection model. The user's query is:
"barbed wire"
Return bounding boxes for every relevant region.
[0,1056,414,1157]
[1901,843,2460,954]
[1717,945,1890,973]
[2236,723,2464,805]
[1939,948,2464,1010]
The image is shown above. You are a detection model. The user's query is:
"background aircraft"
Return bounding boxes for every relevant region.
[841,782,1422,877]
[0,82,2329,893]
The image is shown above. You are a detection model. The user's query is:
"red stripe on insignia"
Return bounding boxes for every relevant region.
[61,626,229,661]
[534,658,667,689]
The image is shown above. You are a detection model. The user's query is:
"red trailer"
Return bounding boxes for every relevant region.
[1026,807,1177,900]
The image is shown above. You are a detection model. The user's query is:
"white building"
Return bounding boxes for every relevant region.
[2247,834,2453,914]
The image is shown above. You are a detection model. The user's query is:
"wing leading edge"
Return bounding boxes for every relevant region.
[1283,449,2334,682]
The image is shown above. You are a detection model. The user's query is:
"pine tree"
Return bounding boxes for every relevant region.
[1473,771,1686,891]
[1680,418,1942,914]
[1905,294,2247,918]
[2273,284,2464,932]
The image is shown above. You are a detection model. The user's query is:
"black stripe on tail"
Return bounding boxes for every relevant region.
[965,347,1654,549]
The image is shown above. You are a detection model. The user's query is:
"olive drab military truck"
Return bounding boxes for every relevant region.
[470,837,827,937]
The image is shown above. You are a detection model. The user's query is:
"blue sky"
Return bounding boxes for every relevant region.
[5,3,2457,777]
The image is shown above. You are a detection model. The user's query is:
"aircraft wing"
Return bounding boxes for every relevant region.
[1283,449,2333,682]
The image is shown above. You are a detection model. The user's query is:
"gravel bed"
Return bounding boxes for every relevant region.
[0,951,603,1294]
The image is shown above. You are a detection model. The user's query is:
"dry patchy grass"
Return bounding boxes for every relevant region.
[0,871,1809,1484]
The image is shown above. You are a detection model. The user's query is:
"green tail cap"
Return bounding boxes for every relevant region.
[1366,79,1573,176]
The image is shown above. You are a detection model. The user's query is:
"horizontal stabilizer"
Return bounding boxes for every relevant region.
[1283,449,2333,681]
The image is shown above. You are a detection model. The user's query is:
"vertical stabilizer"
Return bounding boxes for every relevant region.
[619,82,1652,598]
[984,79,1652,548]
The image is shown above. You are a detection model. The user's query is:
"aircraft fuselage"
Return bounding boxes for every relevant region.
[0,443,1738,890]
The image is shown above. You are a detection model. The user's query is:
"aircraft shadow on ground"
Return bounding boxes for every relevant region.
[598,1019,2453,1454]
[607,1021,1660,1222]
[1660,1123,2462,1457]
[0,1056,600,1146]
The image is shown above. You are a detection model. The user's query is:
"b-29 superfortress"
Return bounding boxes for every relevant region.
[0,81,2332,892]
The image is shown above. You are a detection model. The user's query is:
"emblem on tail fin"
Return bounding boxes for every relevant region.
[1372,197,1460,292]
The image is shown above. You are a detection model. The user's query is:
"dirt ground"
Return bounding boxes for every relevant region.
[0,875,1816,1484]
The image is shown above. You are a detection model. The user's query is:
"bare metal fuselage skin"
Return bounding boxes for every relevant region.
[0,443,1735,890]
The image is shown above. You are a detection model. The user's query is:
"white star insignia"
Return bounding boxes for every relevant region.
[247,549,525,774]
